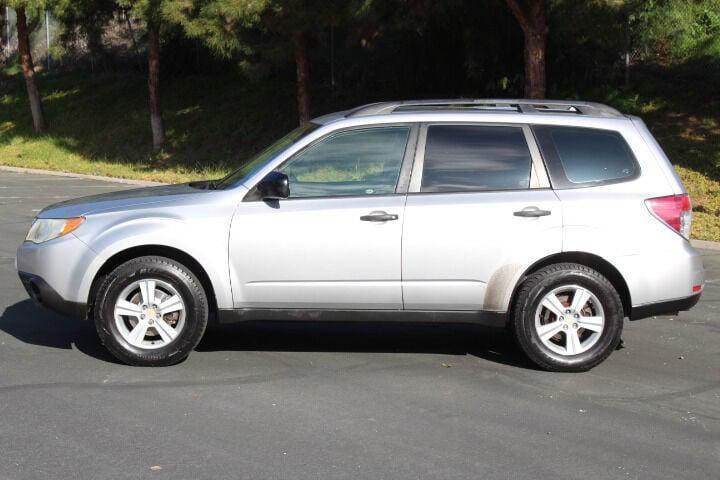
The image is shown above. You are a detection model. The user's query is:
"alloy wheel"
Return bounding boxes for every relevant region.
[113,279,186,350]
[534,285,605,356]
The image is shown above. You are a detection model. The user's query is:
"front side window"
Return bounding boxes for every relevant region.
[215,122,320,189]
[280,126,410,198]
[533,125,638,187]
[420,125,532,193]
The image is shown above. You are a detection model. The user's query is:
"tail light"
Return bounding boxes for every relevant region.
[645,194,692,239]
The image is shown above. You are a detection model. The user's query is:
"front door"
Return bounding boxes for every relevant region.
[229,125,415,310]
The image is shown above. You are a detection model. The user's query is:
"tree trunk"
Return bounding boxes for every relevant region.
[147,22,164,152]
[16,7,46,134]
[1,8,6,58]
[293,31,311,125]
[505,0,548,99]
[124,10,143,72]
[524,29,547,99]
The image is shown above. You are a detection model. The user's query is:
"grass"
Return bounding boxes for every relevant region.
[296,163,386,182]
[0,69,297,183]
[1,67,719,240]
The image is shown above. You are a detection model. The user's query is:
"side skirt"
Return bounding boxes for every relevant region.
[217,308,507,327]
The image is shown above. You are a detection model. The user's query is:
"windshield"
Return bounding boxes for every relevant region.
[215,122,320,189]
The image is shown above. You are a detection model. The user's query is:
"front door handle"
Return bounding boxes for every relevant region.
[514,206,551,218]
[360,211,399,222]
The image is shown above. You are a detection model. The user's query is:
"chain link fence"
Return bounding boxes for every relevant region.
[1,7,61,69]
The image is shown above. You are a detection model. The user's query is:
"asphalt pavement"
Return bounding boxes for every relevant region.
[0,170,718,480]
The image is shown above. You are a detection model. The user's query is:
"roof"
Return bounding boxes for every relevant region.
[312,99,623,125]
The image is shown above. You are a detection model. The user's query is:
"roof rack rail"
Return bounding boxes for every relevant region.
[346,99,622,118]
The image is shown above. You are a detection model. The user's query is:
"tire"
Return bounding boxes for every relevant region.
[93,256,209,366]
[511,263,623,372]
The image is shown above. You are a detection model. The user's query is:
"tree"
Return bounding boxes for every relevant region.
[630,0,720,65]
[0,8,8,60]
[10,2,46,133]
[120,0,166,152]
[164,0,341,125]
[53,0,117,72]
[505,0,547,98]
[292,28,310,123]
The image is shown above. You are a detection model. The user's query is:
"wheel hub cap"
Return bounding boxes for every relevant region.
[534,285,605,356]
[113,279,186,350]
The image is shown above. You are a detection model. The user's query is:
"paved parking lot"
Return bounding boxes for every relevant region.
[0,170,718,480]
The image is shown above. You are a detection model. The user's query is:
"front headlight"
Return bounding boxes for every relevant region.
[25,217,85,244]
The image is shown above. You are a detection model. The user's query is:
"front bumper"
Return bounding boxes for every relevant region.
[18,271,88,319]
[16,234,98,318]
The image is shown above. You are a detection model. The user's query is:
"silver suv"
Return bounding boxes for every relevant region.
[16,99,705,370]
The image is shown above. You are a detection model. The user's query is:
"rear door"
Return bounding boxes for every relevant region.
[401,123,562,311]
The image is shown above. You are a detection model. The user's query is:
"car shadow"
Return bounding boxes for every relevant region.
[198,320,537,370]
[0,299,536,369]
[0,299,123,364]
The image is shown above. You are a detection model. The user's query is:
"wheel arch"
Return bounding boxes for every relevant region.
[509,252,632,318]
[88,245,218,318]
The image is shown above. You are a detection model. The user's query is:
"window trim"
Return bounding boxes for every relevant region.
[243,123,419,202]
[531,125,641,189]
[408,122,550,194]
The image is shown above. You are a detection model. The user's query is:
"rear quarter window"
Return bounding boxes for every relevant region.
[533,125,639,188]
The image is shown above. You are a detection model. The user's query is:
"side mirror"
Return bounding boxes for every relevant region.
[257,171,289,200]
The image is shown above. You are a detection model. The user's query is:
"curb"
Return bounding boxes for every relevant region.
[691,239,720,251]
[0,165,167,186]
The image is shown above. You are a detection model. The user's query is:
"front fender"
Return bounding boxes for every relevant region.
[74,206,235,309]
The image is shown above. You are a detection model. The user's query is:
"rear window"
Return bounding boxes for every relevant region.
[420,125,532,193]
[533,126,638,188]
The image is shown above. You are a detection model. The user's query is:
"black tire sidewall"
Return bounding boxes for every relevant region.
[95,257,208,366]
[514,265,623,371]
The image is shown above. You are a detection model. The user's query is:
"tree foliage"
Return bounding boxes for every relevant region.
[6,0,49,20]
[161,0,267,57]
[53,0,116,63]
[3,0,720,141]
[162,0,350,122]
[631,0,720,64]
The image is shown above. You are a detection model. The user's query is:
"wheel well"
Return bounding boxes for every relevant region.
[88,245,218,318]
[510,252,632,317]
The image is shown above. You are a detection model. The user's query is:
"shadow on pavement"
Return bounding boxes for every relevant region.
[199,321,536,370]
[0,299,122,364]
[0,299,535,369]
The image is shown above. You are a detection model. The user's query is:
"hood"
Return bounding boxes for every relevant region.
[38,182,212,218]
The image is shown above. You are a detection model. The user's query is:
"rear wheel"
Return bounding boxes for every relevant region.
[94,256,208,366]
[511,263,623,372]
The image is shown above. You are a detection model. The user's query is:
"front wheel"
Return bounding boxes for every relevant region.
[93,256,209,366]
[511,263,623,372]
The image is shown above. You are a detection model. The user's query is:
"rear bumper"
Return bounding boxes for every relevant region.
[18,271,87,320]
[611,239,705,307]
[630,292,701,320]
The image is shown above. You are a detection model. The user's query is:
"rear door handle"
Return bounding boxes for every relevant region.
[514,206,551,218]
[360,211,399,222]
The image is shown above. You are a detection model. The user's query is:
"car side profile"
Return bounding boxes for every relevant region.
[16,99,704,371]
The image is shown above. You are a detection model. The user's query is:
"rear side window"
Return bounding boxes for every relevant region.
[420,125,532,193]
[533,126,638,188]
